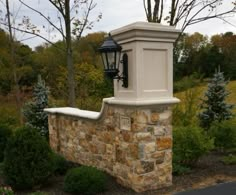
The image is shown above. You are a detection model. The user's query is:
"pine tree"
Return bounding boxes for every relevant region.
[23,75,49,137]
[199,70,234,129]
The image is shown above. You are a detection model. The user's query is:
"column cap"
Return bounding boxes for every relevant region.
[111,22,181,43]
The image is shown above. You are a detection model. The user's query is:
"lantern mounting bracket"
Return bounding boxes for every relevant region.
[113,53,128,88]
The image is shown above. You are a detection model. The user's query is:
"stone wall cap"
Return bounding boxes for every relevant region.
[103,97,180,106]
[44,107,101,119]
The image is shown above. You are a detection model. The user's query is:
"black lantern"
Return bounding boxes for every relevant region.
[99,33,128,88]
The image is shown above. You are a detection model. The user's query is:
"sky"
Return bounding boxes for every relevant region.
[1,0,236,49]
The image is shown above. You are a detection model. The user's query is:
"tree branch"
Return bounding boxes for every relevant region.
[19,35,38,42]
[171,0,181,25]
[182,0,236,31]
[0,0,5,7]
[153,0,160,22]
[48,0,65,16]
[176,0,189,21]
[217,17,236,28]
[0,21,65,51]
[57,0,65,16]
[146,0,152,22]
[170,0,176,25]
[181,0,198,31]
[190,10,236,24]
[19,0,65,39]
[175,0,195,26]
[58,15,65,42]
[159,0,164,23]
[76,0,94,40]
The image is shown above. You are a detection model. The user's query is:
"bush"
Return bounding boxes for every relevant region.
[173,163,191,176]
[209,120,236,150]
[52,153,69,175]
[0,125,12,162]
[29,192,49,195]
[0,162,4,176]
[64,166,107,195]
[173,126,214,167]
[0,186,14,195]
[173,89,200,127]
[0,108,19,129]
[222,155,236,165]
[3,126,54,190]
[174,74,202,93]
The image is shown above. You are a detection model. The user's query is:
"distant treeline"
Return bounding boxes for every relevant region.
[174,32,236,81]
[0,29,235,107]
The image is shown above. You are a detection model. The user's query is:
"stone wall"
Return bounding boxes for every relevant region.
[47,103,173,192]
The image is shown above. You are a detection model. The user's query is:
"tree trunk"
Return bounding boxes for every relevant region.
[65,0,76,107]
[170,0,176,26]
[6,0,23,123]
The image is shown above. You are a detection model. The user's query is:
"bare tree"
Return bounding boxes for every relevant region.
[1,0,101,107]
[5,0,23,123]
[143,0,236,33]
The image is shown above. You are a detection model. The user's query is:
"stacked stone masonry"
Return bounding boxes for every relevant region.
[48,103,173,192]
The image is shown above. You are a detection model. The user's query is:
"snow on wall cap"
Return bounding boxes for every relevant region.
[44,107,100,120]
[111,21,181,35]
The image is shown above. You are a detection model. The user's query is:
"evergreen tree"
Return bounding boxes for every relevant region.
[199,70,234,129]
[23,75,49,137]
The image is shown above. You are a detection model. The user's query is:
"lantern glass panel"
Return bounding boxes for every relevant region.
[116,51,121,70]
[101,52,108,69]
[107,51,116,70]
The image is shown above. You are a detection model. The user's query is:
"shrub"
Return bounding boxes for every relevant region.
[173,88,200,127]
[0,186,14,195]
[222,155,236,165]
[0,162,4,176]
[0,125,12,162]
[0,108,19,129]
[29,192,49,195]
[173,126,214,167]
[209,120,236,150]
[3,126,54,190]
[52,153,69,175]
[173,163,191,176]
[174,73,203,93]
[64,166,107,195]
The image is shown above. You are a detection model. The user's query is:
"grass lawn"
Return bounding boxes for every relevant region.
[175,80,236,103]
[174,80,236,114]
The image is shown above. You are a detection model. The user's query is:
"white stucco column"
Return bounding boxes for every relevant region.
[104,22,181,106]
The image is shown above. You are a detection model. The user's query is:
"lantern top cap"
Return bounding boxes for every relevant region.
[99,33,122,52]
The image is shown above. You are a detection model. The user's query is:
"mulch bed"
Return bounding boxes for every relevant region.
[1,152,236,195]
